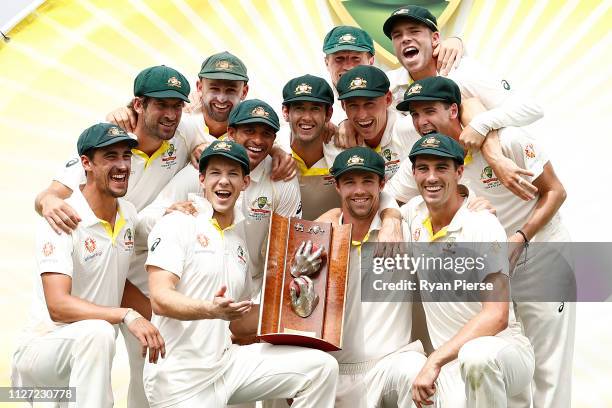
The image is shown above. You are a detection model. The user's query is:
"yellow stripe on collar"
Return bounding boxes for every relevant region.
[210,218,234,239]
[204,124,228,140]
[464,150,473,166]
[351,232,371,255]
[422,217,448,242]
[291,151,329,177]
[132,140,170,169]
[100,208,126,245]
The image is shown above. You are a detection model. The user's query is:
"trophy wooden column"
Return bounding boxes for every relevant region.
[257,214,351,351]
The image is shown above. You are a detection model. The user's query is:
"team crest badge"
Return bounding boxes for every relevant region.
[524,143,536,158]
[42,242,54,257]
[407,83,422,96]
[481,166,494,180]
[84,237,96,253]
[251,106,270,118]
[295,83,313,95]
[383,149,392,161]
[421,136,440,148]
[166,143,176,157]
[167,76,182,88]
[215,60,235,70]
[257,196,268,209]
[338,33,356,44]
[213,141,232,152]
[348,77,367,90]
[107,126,124,137]
[327,0,461,66]
[347,155,365,166]
[197,234,209,248]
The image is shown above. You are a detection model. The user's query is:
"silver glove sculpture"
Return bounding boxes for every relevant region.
[290,276,319,318]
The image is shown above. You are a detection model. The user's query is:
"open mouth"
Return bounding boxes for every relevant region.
[110,173,127,184]
[246,146,264,154]
[402,46,419,60]
[160,121,176,131]
[351,197,370,204]
[212,102,231,111]
[215,190,232,199]
[298,123,315,132]
[356,119,374,129]
[424,185,442,193]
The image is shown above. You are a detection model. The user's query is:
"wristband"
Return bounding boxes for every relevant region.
[122,308,143,325]
[516,230,529,245]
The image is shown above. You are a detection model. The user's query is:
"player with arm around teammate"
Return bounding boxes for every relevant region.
[144,140,338,407]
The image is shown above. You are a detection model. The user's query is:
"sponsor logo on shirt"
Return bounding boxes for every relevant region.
[83,237,103,262]
[65,158,79,167]
[151,237,161,252]
[248,196,272,220]
[237,245,247,265]
[124,228,134,250]
[42,242,54,257]
[161,143,177,169]
[480,166,501,189]
[524,143,536,159]
[197,234,209,248]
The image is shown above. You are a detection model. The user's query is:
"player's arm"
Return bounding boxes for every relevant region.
[461,97,538,200]
[512,162,566,242]
[106,101,137,133]
[273,177,303,219]
[434,36,464,76]
[148,266,252,321]
[412,273,509,406]
[229,304,260,337]
[270,144,297,181]
[35,181,80,234]
[121,279,152,320]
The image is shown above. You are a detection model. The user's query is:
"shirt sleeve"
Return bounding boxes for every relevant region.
[177,113,208,153]
[35,219,74,277]
[499,128,549,183]
[145,212,191,279]
[450,57,543,136]
[272,177,303,218]
[384,160,420,204]
[472,212,510,280]
[53,155,85,191]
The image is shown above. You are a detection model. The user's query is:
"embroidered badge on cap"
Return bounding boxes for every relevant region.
[167,76,182,88]
[213,141,232,151]
[348,77,367,90]
[393,8,410,15]
[215,60,235,70]
[338,33,356,44]
[294,83,313,95]
[251,106,270,118]
[421,136,440,148]
[347,155,365,166]
[407,83,422,95]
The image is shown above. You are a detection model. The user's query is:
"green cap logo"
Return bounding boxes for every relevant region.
[294,83,313,95]
[347,155,365,166]
[349,77,367,90]
[338,33,357,44]
[215,60,235,70]
[421,136,441,148]
[213,141,232,152]
[407,83,422,96]
[107,126,124,137]
[393,8,410,16]
[167,76,182,88]
[251,106,270,118]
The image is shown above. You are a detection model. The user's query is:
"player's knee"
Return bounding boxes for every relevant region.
[312,350,339,380]
[78,320,116,352]
[459,341,499,385]
[396,352,427,383]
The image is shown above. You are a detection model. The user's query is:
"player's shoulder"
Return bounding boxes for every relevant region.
[400,194,426,221]
[118,198,138,220]
[459,208,506,240]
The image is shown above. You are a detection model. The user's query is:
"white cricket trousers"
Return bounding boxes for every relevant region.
[164,343,338,408]
[433,336,534,408]
[511,218,576,408]
[264,348,427,408]
[120,322,150,408]
[11,320,117,408]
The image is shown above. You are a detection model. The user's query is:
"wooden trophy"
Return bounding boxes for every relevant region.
[257,213,351,351]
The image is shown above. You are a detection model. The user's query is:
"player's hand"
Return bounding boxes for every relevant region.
[321,121,338,144]
[41,195,81,234]
[183,89,203,114]
[508,232,527,275]
[291,241,325,277]
[127,316,166,364]
[270,147,297,181]
[489,156,537,201]
[106,105,137,133]
[334,120,362,149]
[412,360,440,407]
[210,285,252,321]
[459,125,485,152]
[190,142,208,169]
[434,37,463,76]
[467,195,496,216]
[375,215,404,258]
[164,201,198,216]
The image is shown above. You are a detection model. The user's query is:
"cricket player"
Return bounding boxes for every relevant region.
[321,25,462,142]
[108,51,296,181]
[329,147,426,407]
[144,140,338,407]
[34,65,203,408]
[382,5,545,200]
[396,76,575,408]
[138,99,302,296]
[12,123,164,408]
[324,64,421,181]
[403,133,535,407]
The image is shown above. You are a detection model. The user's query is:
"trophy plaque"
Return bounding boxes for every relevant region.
[257,213,351,351]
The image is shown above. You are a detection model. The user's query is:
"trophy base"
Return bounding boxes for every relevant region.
[258,333,341,352]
